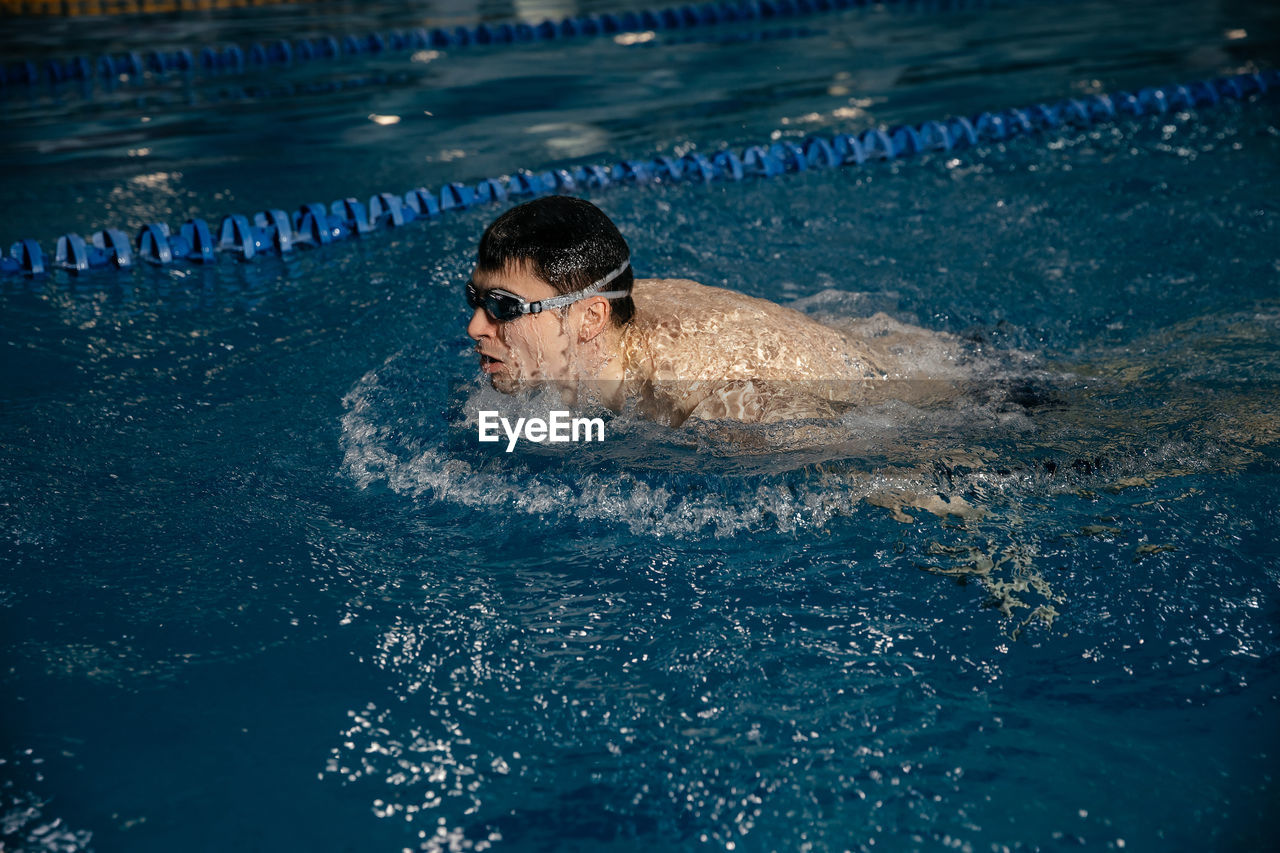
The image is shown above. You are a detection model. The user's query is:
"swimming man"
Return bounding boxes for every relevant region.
[466,196,963,425]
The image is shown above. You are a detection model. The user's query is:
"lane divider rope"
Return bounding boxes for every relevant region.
[3,70,1275,278]
[2,0,951,88]
[10,0,316,15]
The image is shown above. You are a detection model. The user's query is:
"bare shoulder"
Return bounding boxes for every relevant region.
[630,278,829,331]
[620,278,878,388]
[617,278,973,421]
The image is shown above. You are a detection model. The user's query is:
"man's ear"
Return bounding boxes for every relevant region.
[577,296,612,342]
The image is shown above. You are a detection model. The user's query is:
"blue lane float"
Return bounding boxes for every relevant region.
[3,71,1275,278]
[3,0,943,91]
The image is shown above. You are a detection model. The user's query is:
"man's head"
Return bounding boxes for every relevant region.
[466,197,634,392]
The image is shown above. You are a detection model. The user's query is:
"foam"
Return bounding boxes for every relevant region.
[339,300,1280,599]
[340,333,1047,540]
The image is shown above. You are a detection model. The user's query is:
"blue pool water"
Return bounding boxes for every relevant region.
[3,1,1279,851]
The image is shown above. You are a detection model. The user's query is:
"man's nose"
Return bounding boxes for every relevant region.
[467,306,496,340]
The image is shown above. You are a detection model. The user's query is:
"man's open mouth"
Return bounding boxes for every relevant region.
[479,353,505,373]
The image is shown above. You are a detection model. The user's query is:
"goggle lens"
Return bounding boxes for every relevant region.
[466,282,525,322]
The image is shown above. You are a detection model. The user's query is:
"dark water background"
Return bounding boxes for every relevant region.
[3,1,1279,850]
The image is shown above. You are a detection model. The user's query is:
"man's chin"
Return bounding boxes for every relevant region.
[489,372,518,394]
[489,373,568,397]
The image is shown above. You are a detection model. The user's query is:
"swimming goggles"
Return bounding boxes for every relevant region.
[466,259,630,322]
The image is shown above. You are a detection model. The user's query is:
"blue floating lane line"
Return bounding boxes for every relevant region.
[3,71,1275,278]
[3,0,958,91]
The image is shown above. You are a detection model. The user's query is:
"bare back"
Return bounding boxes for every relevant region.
[618,279,948,424]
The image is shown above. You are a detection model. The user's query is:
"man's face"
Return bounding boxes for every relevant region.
[466,264,580,393]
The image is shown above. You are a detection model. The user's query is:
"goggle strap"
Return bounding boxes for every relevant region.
[528,289,630,315]
[526,259,631,314]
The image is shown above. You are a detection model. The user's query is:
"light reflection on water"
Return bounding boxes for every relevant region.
[2,3,1280,849]
[328,292,1279,848]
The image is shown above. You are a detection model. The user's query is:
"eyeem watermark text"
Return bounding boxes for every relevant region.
[478,410,605,452]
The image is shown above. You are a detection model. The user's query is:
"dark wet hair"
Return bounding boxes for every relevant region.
[476,196,635,326]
